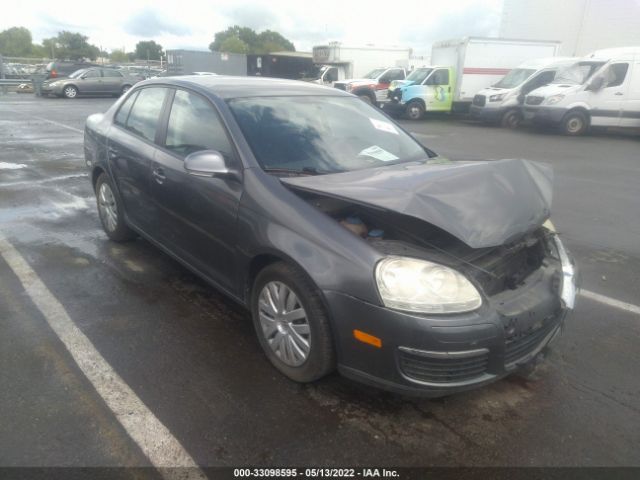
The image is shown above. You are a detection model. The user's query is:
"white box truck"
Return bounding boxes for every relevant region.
[384,37,560,119]
[308,43,412,103]
[523,46,640,135]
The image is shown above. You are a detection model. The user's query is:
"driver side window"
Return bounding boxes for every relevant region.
[604,63,629,88]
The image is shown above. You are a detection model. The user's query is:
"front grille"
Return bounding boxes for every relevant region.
[334,83,347,91]
[387,88,402,102]
[473,94,486,106]
[526,96,544,106]
[504,319,558,365]
[399,349,489,384]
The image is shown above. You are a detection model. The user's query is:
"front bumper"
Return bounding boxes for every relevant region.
[523,106,566,125]
[469,105,508,122]
[325,238,576,396]
[40,84,64,96]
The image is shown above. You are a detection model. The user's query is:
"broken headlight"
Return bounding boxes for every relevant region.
[375,257,482,314]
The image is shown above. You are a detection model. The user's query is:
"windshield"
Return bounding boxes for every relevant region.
[69,69,87,78]
[493,68,536,88]
[552,61,605,85]
[405,67,433,84]
[227,96,430,175]
[363,68,386,79]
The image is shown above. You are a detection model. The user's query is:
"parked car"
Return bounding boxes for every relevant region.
[333,66,406,105]
[470,57,577,128]
[523,47,640,135]
[44,61,99,79]
[84,76,576,396]
[41,67,141,98]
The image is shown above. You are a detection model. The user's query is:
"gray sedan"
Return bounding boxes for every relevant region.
[84,76,576,396]
[41,67,141,98]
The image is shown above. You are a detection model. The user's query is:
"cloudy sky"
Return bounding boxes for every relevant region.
[2,0,503,54]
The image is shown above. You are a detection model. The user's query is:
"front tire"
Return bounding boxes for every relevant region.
[358,94,373,105]
[501,109,522,129]
[251,262,335,383]
[561,110,588,136]
[63,85,78,99]
[95,173,135,242]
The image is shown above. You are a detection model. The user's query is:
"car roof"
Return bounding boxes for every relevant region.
[141,75,353,99]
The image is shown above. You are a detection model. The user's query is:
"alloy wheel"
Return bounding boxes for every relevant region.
[98,182,118,233]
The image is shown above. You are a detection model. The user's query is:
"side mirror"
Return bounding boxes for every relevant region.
[587,76,604,91]
[184,150,235,178]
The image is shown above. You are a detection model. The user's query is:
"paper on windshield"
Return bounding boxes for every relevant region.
[370,118,398,135]
[358,145,399,162]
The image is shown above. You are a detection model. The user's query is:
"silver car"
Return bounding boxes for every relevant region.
[41,67,142,99]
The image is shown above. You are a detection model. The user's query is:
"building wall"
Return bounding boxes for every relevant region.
[166,50,247,76]
[500,0,640,56]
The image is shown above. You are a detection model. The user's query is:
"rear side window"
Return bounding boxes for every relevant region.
[103,69,123,78]
[84,69,101,78]
[164,90,234,159]
[114,91,139,126]
[125,88,168,142]
[387,69,405,81]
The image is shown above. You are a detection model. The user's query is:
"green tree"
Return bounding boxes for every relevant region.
[209,26,295,54]
[134,40,163,61]
[110,49,129,63]
[219,36,249,54]
[0,27,33,57]
[43,31,100,60]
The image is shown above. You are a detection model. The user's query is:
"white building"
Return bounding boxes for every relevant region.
[500,0,640,56]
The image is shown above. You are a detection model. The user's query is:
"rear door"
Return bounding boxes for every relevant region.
[107,87,170,234]
[620,59,640,128]
[101,69,124,94]
[151,88,242,293]
[376,68,404,103]
[590,62,630,127]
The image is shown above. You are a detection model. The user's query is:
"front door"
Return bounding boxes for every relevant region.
[151,88,242,293]
[590,62,630,127]
[79,68,103,94]
[619,60,640,128]
[424,68,453,112]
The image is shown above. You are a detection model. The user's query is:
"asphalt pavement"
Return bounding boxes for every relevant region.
[0,94,638,472]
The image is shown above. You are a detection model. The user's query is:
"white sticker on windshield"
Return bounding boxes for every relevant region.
[370,118,399,135]
[358,145,399,162]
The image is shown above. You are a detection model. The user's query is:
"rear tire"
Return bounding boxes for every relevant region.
[561,110,588,136]
[95,173,135,242]
[405,100,425,120]
[501,109,522,129]
[251,262,335,383]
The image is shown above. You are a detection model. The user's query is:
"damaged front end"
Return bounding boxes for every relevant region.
[281,158,577,395]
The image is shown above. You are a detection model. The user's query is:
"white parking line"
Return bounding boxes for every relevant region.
[24,114,84,134]
[0,231,206,480]
[579,289,640,316]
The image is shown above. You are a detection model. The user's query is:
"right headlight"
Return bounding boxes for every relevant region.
[545,94,565,105]
[375,256,482,314]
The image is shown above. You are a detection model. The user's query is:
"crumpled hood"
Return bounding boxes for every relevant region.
[281,158,553,249]
[389,79,414,90]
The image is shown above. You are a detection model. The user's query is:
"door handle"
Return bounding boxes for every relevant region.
[614,92,624,96]
[152,167,166,184]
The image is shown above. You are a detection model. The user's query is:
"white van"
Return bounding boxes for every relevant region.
[470,57,577,128]
[523,47,640,135]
